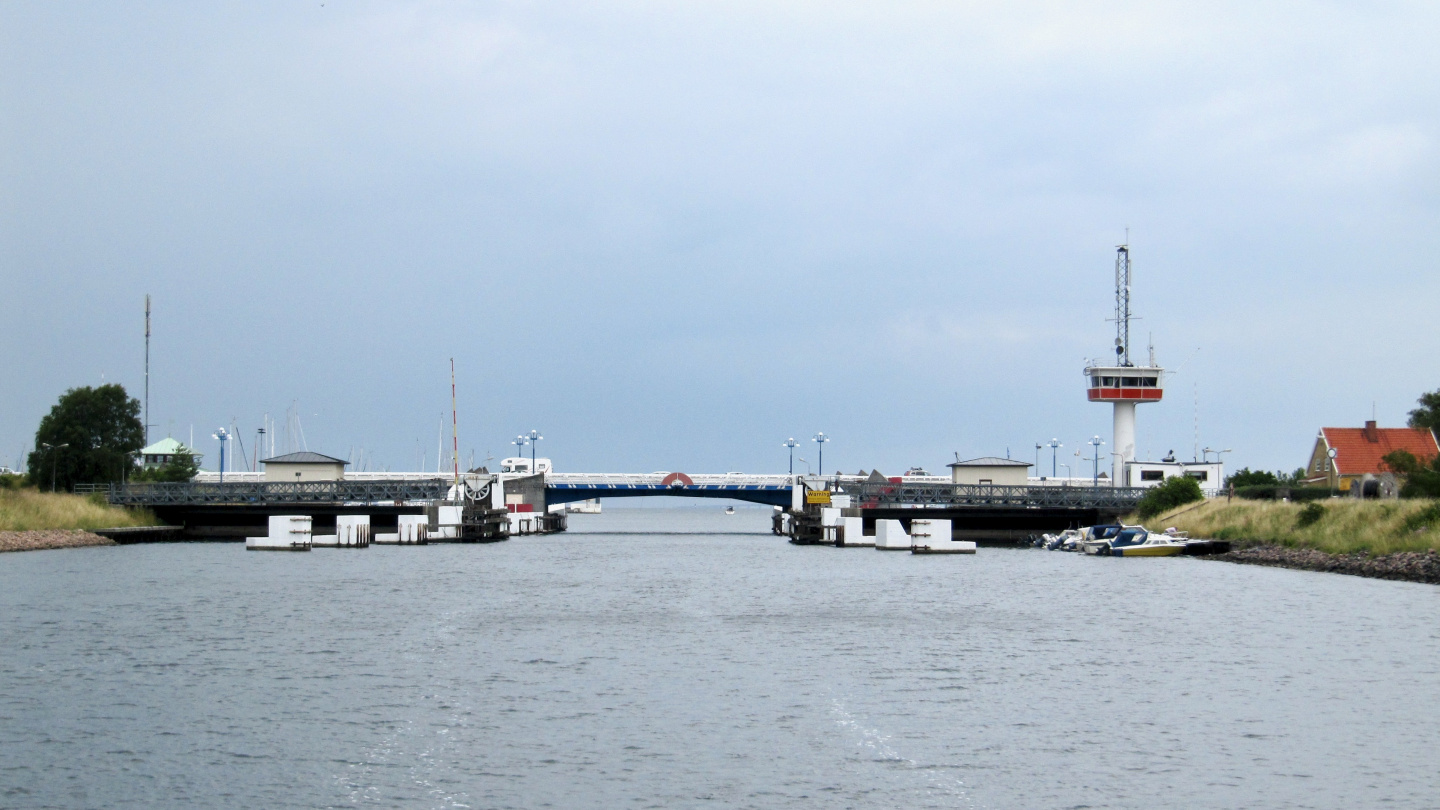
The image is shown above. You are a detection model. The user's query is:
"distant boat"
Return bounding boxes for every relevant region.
[725,506,736,515]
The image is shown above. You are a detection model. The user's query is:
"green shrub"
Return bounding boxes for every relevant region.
[1402,502,1440,533]
[0,472,30,490]
[1136,476,1205,519]
[1296,501,1326,527]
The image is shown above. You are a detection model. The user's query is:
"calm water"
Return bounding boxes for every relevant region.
[2,507,1438,809]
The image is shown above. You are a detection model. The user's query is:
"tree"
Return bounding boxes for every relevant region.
[1382,448,1440,498]
[26,384,144,492]
[1136,475,1205,519]
[1225,467,1278,488]
[1407,390,1440,433]
[132,449,200,483]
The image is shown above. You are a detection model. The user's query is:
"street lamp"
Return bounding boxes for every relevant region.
[528,429,543,472]
[212,428,229,484]
[797,456,811,475]
[1060,463,1071,481]
[812,433,830,478]
[1048,438,1062,478]
[1088,435,1105,488]
[40,442,69,492]
[783,438,799,475]
[512,435,528,467]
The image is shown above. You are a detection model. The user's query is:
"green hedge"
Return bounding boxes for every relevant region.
[1233,484,1334,502]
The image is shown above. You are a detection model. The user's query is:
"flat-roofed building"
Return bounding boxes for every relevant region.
[946,457,1032,486]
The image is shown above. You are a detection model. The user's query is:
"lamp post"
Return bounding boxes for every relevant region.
[512,435,528,467]
[1048,438,1062,478]
[1060,463,1071,481]
[812,433,830,479]
[797,456,811,475]
[528,429,543,472]
[213,428,229,484]
[783,438,799,475]
[40,442,69,492]
[1089,435,1105,487]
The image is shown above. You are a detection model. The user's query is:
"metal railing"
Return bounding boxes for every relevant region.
[104,478,453,506]
[840,480,1150,510]
[546,473,793,489]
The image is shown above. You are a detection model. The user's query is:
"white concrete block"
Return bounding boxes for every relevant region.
[820,507,842,527]
[247,515,312,551]
[874,519,911,550]
[838,516,873,547]
[335,515,370,547]
[910,519,975,554]
[375,515,428,544]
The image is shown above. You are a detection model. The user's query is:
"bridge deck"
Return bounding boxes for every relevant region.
[545,473,794,506]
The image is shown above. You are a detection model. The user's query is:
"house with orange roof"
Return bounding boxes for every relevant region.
[1303,420,1439,491]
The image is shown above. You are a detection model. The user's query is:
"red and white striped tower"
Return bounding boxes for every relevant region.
[1084,243,1164,485]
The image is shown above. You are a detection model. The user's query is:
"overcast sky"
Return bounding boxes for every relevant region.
[3,1,1437,476]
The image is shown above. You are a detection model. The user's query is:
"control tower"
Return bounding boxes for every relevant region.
[1084,243,1163,485]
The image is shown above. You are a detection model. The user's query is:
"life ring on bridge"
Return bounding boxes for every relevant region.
[661,472,694,489]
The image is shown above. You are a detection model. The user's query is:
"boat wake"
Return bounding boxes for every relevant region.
[827,692,980,808]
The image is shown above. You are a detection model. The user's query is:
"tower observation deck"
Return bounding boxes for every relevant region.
[1084,243,1164,483]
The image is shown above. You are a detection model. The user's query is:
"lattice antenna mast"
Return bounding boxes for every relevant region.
[1114,243,1131,367]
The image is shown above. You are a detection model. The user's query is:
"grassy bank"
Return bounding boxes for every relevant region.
[0,489,156,532]
[1142,498,1440,556]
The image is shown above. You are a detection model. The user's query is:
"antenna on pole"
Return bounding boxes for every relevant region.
[1114,239,1131,367]
[144,295,151,446]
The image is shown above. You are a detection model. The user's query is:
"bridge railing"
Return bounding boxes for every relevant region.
[840,480,1150,510]
[104,479,453,506]
[546,473,792,488]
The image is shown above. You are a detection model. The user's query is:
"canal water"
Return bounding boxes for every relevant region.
[2,507,1437,809]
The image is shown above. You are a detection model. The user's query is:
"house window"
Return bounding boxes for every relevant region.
[1185,471,1208,481]
[979,479,992,485]
[1140,470,1164,481]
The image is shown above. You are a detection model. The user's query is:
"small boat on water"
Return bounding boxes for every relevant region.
[1099,527,1187,557]
[725,506,736,515]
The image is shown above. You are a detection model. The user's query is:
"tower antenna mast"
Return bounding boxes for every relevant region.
[1114,240,1131,367]
[144,295,152,445]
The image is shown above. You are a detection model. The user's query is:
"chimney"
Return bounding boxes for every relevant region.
[1364,420,1378,442]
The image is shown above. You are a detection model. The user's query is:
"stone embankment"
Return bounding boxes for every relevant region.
[1211,546,1440,585]
[0,530,115,553]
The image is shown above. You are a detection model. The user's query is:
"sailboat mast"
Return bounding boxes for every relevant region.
[450,358,460,486]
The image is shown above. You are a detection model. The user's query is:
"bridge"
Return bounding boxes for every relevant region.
[101,472,1154,542]
[545,472,794,507]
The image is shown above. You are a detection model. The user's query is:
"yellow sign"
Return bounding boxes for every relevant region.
[805,490,832,505]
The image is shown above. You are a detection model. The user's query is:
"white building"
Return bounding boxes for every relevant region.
[946,457,1032,485]
[260,451,348,482]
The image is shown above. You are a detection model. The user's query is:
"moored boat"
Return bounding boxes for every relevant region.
[1101,527,1187,557]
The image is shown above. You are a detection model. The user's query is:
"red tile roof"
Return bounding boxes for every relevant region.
[1321,426,1439,475]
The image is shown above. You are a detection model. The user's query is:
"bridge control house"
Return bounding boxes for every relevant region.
[260,451,349,482]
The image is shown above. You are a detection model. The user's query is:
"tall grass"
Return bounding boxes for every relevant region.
[0,489,156,532]
[1142,498,1440,556]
